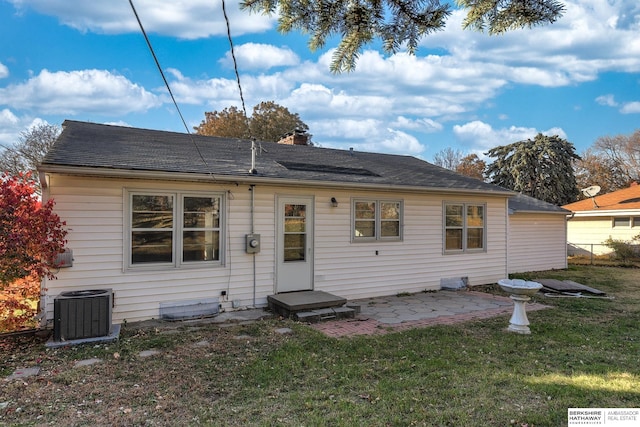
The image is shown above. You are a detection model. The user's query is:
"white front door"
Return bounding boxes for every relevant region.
[276,196,314,293]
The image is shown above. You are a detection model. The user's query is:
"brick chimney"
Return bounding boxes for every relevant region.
[278,130,309,146]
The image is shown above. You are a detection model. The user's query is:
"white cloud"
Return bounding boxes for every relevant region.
[595,95,640,114]
[424,1,640,87]
[164,74,240,106]
[0,109,19,126]
[104,120,133,127]
[219,43,300,70]
[0,69,161,115]
[6,0,274,38]
[391,116,443,133]
[621,102,640,114]
[318,125,424,155]
[596,94,618,107]
[308,118,425,155]
[285,82,394,119]
[0,62,8,79]
[165,69,298,109]
[0,111,52,146]
[379,129,425,154]
[453,120,568,150]
[310,118,383,140]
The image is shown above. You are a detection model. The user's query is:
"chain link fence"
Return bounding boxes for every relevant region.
[568,242,640,265]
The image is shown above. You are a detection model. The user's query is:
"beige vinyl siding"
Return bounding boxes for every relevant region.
[313,192,508,300]
[508,213,567,273]
[43,174,510,323]
[566,216,639,255]
[43,175,272,323]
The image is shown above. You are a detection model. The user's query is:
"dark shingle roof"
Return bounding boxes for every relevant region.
[508,192,570,214]
[42,120,513,195]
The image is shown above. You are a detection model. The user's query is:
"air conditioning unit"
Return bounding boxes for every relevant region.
[54,289,113,341]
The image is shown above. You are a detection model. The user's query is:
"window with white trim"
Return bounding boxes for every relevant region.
[613,217,630,228]
[353,199,402,241]
[444,203,485,252]
[128,191,223,267]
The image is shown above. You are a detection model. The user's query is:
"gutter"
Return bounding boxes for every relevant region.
[510,209,570,215]
[570,209,640,218]
[38,164,516,197]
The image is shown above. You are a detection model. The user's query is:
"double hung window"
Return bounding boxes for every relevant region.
[353,199,402,241]
[444,203,485,252]
[129,191,223,267]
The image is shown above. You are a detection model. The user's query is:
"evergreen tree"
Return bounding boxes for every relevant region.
[485,133,580,205]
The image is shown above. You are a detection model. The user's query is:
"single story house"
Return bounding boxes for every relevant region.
[38,120,567,325]
[563,183,640,256]
[507,193,569,273]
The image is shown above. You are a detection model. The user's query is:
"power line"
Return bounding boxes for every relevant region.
[221,0,250,135]
[128,0,210,170]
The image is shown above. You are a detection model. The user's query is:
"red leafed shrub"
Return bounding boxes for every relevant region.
[1,173,67,331]
[0,273,41,331]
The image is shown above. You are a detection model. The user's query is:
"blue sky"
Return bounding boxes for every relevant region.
[1,0,639,162]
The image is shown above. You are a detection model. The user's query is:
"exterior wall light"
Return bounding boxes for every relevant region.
[330,197,338,207]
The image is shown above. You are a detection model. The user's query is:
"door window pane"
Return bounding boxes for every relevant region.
[284,204,306,262]
[284,234,306,261]
[285,218,306,233]
[285,204,306,217]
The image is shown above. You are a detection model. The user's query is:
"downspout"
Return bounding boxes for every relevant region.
[249,184,256,306]
[38,173,51,328]
[565,211,575,267]
[505,198,510,278]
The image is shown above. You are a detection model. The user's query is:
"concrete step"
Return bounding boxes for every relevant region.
[294,306,355,323]
[267,290,347,318]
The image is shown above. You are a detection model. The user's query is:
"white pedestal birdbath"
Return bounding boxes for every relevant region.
[497,279,543,334]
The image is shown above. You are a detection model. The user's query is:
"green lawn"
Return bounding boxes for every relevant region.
[1,266,639,426]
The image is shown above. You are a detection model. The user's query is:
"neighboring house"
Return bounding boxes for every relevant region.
[39,120,567,324]
[507,193,569,273]
[563,183,640,256]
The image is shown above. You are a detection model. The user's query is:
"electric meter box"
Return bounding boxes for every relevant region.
[245,234,261,254]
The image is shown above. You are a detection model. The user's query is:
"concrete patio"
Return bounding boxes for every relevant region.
[310,290,550,338]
